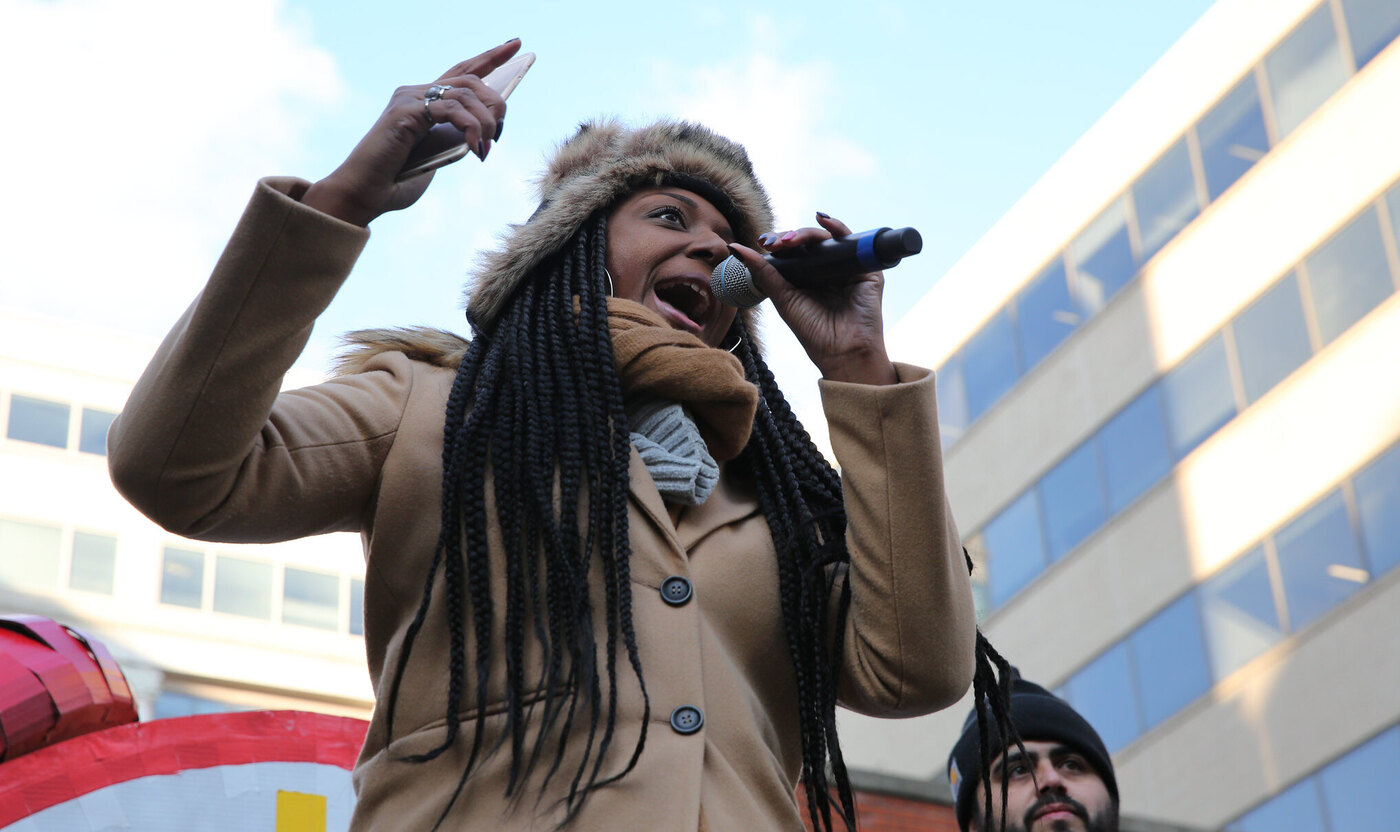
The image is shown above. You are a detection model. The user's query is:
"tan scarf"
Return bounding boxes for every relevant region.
[607,299,758,462]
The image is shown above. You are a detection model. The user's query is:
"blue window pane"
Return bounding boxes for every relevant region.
[1200,546,1283,680]
[971,580,990,624]
[1274,491,1366,631]
[6,395,70,448]
[1039,443,1107,561]
[966,534,992,622]
[1232,776,1327,832]
[1073,199,1137,314]
[152,692,249,720]
[1197,75,1270,200]
[962,309,1021,421]
[1015,257,1079,370]
[1320,727,1400,831]
[1341,0,1400,69]
[1232,274,1312,405]
[936,357,969,449]
[1354,443,1400,576]
[283,567,340,630]
[78,408,116,456]
[1130,594,1212,730]
[1132,139,1201,262]
[153,692,205,719]
[0,519,62,591]
[1065,643,1140,753]
[1098,385,1172,514]
[983,491,1049,609]
[1305,207,1394,345]
[70,531,117,595]
[161,547,204,608]
[1264,3,1349,138]
[1390,184,1400,247]
[1316,722,1400,823]
[1162,333,1237,457]
[350,578,365,636]
[213,555,272,619]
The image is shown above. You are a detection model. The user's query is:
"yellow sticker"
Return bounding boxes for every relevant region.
[276,790,327,832]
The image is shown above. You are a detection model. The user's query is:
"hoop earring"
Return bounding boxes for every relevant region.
[603,268,615,298]
[722,333,743,354]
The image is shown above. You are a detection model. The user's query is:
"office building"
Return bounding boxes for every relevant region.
[7,2,1400,826]
[843,0,1400,828]
[0,308,373,722]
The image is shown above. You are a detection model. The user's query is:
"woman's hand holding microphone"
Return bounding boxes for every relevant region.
[727,214,899,386]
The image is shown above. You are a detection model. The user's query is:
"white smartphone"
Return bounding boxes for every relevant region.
[396,52,536,182]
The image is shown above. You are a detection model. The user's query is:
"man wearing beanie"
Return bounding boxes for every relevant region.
[946,673,1119,832]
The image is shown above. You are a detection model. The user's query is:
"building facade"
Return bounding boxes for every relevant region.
[0,308,373,722]
[7,3,1400,828]
[839,0,1400,829]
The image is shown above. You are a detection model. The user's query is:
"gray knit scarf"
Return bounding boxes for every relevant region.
[628,397,719,505]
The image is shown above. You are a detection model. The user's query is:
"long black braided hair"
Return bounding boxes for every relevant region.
[971,630,1026,832]
[382,205,1018,831]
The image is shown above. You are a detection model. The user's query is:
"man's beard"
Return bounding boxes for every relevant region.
[1002,792,1119,832]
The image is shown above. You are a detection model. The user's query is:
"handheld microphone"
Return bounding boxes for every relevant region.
[710,226,922,309]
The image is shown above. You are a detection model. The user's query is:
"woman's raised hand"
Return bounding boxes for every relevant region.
[302,39,522,227]
[728,214,899,386]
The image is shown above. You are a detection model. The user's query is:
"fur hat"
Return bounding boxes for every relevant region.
[465,118,776,334]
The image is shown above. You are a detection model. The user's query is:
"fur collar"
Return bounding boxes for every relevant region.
[332,326,469,375]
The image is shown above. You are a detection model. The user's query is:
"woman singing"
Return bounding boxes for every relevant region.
[109,39,982,831]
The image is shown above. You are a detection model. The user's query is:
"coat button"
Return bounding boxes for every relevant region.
[660,575,693,606]
[670,705,704,735]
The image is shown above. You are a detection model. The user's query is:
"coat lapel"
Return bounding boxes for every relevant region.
[627,451,762,559]
[627,448,686,561]
[675,462,761,551]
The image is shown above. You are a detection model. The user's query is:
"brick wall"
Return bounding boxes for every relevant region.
[800,788,960,832]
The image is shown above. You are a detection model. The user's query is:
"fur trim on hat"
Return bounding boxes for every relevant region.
[465,118,776,335]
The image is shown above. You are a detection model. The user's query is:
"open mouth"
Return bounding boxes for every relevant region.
[653,276,715,333]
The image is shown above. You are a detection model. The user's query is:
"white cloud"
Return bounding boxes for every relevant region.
[636,21,881,457]
[639,18,877,230]
[0,0,342,336]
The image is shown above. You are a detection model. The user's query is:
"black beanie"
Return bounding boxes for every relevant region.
[946,676,1118,831]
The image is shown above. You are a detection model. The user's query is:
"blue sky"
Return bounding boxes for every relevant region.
[2,0,1215,411]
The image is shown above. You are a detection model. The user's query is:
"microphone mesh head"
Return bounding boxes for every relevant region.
[710,255,767,309]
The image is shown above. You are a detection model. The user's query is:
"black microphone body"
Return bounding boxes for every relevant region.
[710,226,922,308]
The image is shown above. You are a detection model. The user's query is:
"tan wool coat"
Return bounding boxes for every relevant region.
[108,177,976,831]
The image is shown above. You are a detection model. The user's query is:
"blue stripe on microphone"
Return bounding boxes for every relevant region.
[857,232,879,272]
